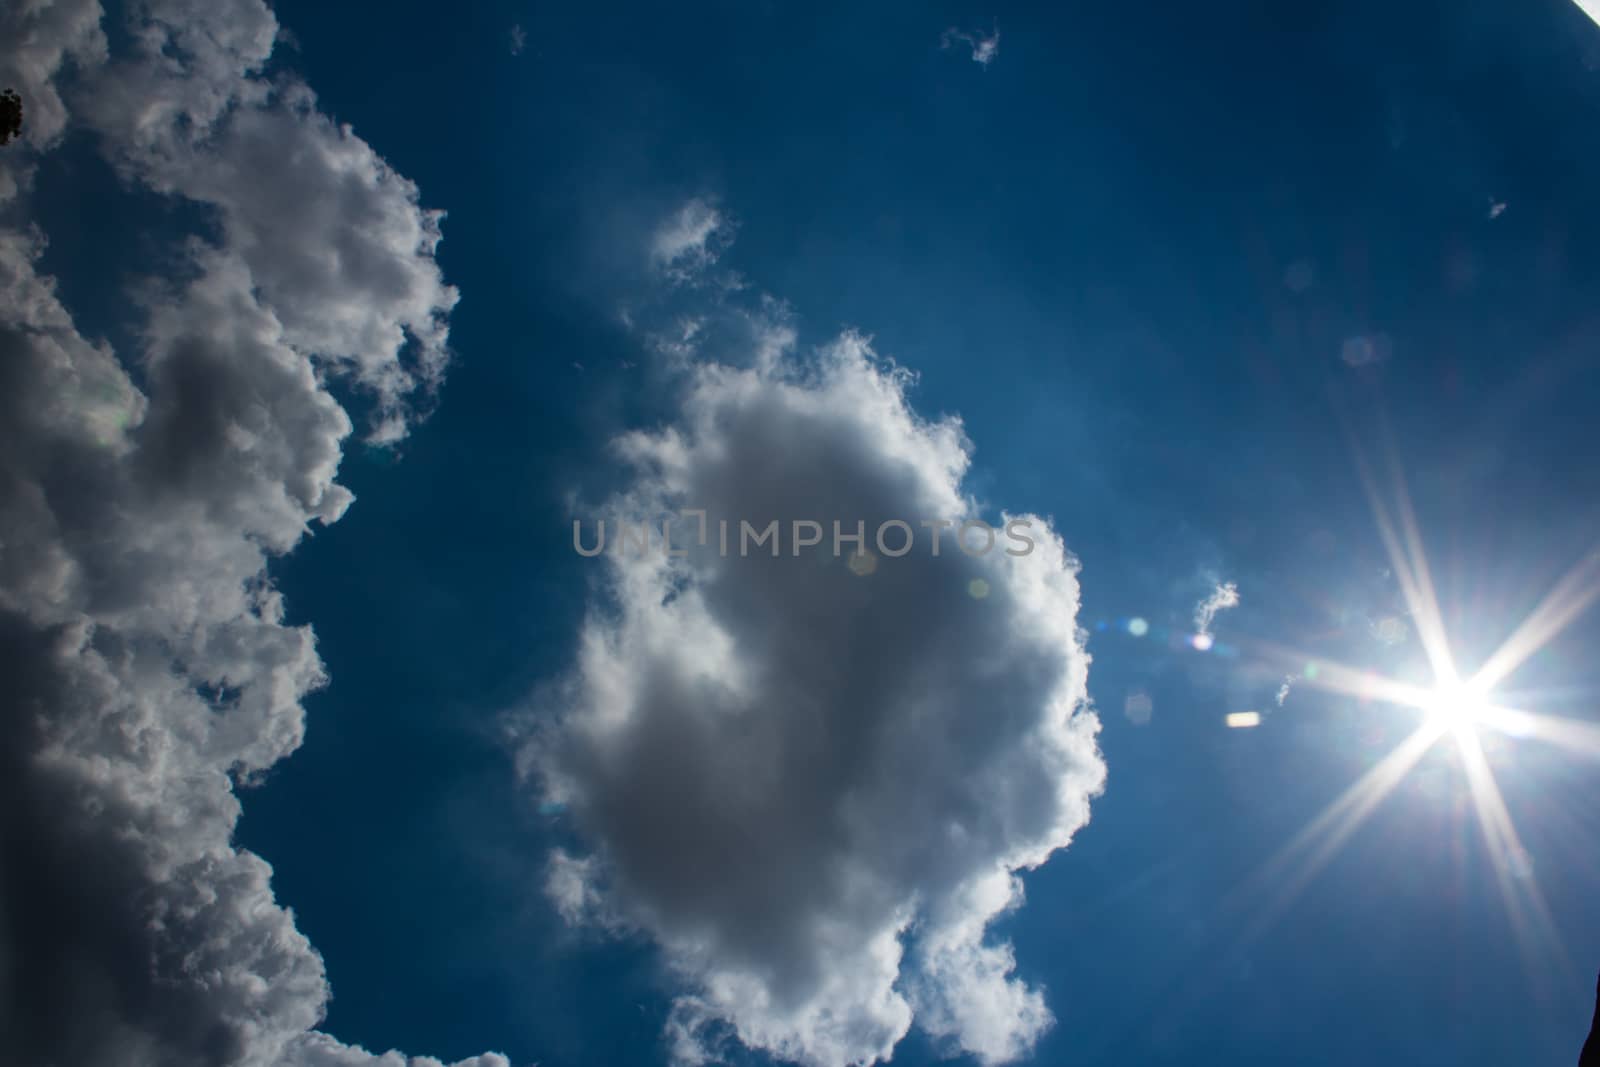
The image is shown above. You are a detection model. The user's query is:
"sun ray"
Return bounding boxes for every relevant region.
[1471,547,1600,694]
[1455,728,1574,1005]
[1233,721,1444,941]
[1235,637,1435,709]
[1475,703,1600,762]
[1353,442,1458,686]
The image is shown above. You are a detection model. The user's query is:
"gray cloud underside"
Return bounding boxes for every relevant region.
[0,2,497,1064]
[530,320,1106,1067]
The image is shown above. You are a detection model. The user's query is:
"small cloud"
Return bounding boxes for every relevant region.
[941,24,1001,67]
[509,24,527,55]
[1276,676,1294,706]
[650,197,735,282]
[546,850,607,926]
[1488,199,1507,220]
[1124,689,1154,726]
[644,315,708,362]
[1193,581,1240,636]
[1340,333,1392,368]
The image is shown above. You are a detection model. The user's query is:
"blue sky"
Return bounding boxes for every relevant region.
[5,1,1600,1066]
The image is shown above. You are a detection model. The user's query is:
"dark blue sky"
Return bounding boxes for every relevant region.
[142,1,1600,1063]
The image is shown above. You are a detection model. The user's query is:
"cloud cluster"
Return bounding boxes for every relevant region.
[1193,580,1240,636]
[530,306,1106,1066]
[0,2,494,1064]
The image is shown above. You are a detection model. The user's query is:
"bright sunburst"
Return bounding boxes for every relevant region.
[1229,442,1600,1005]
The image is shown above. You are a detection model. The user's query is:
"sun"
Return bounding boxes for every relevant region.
[1223,443,1600,989]
[1420,677,1493,737]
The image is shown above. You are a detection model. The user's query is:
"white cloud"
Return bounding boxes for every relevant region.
[650,197,734,282]
[0,2,497,1065]
[284,1033,509,1067]
[1574,1,1600,30]
[941,25,1001,67]
[1276,676,1294,706]
[74,0,459,442]
[509,24,527,56]
[1193,580,1240,636]
[527,321,1105,1066]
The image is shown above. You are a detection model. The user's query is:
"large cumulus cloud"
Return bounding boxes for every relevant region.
[530,319,1106,1066]
[0,2,496,1065]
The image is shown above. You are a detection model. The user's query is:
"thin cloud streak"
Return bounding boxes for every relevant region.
[1193,580,1239,636]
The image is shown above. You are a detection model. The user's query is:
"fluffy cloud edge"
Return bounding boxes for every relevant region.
[527,259,1105,1067]
[0,2,501,1064]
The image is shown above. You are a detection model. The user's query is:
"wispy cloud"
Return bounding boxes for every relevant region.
[509,23,527,56]
[649,197,735,283]
[1194,580,1240,636]
[941,24,1001,67]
